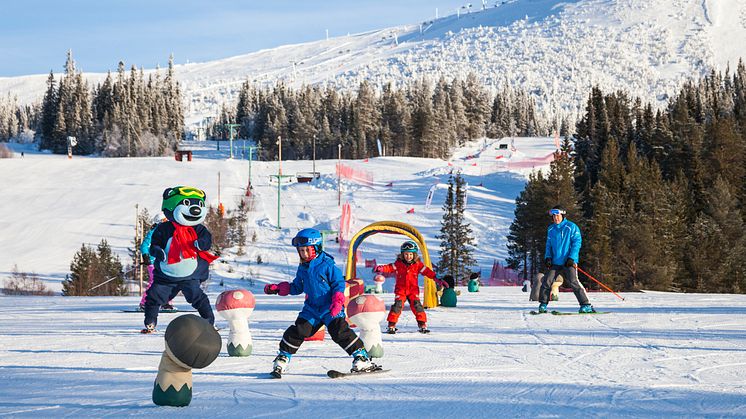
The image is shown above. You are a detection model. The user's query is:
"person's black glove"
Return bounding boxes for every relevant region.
[564,258,575,267]
[544,258,552,269]
[140,254,151,266]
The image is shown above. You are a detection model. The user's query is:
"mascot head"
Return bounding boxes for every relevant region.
[161,186,207,227]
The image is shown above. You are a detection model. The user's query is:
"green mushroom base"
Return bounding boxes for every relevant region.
[227,342,253,357]
[152,382,192,407]
[367,343,384,359]
[440,288,458,307]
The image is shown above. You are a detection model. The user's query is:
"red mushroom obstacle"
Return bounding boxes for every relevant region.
[216,289,256,356]
[347,295,386,359]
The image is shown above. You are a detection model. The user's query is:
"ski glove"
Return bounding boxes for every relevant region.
[140,254,151,266]
[564,258,575,268]
[373,265,384,274]
[264,282,291,296]
[329,291,345,317]
[433,278,450,289]
[544,258,552,269]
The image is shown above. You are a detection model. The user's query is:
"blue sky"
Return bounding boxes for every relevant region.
[0,0,471,77]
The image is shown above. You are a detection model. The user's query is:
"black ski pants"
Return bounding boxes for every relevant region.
[539,265,590,306]
[279,316,364,356]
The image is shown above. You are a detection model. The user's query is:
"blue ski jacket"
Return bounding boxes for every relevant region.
[139,226,156,264]
[289,251,346,324]
[545,219,582,265]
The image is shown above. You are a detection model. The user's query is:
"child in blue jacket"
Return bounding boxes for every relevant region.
[264,228,375,377]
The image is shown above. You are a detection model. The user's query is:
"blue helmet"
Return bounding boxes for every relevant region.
[400,240,419,253]
[292,228,323,250]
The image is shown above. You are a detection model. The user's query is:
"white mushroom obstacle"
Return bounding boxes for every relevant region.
[347,294,386,358]
[373,274,386,293]
[216,289,256,356]
[152,314,221,407]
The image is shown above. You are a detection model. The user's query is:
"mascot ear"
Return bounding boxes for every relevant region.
[163,188,174,200]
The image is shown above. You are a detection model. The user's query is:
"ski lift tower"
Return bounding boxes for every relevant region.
[223,123,241,159]
[269,135,293,229]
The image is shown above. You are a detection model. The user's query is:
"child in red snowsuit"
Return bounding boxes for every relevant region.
[374,240,448,334]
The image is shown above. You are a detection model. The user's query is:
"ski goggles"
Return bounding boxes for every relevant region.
[549,209,566,215]
[291,236,322,247]
[401,241,418,251]
[167,186,205,199]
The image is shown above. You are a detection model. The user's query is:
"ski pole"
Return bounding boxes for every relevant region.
[88,267,136,292]
[576,266,625,301]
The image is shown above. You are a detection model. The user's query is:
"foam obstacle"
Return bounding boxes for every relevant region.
[216,289,255,356]
[152,314,221,407]
[344,220,439,308]
[347,295,386,358]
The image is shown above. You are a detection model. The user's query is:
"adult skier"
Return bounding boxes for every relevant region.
[264,228,377,378]
[374,241,449,334]
[537,205,595,313]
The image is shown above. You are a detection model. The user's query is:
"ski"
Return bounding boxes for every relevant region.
[529,311,548,315]
[121,309,197,313]
[550,310,609,316]
[327,366,388,379]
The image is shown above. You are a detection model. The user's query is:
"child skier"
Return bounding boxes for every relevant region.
[373,240,449,334]
[264,228,377,378]
[138,212,174,312]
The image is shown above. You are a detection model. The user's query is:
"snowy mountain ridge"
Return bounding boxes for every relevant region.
[1,0,745,126]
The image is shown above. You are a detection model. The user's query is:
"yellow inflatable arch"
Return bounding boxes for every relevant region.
[345,221,438,308]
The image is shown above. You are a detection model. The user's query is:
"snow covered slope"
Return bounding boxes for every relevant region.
[1,0,745,125]
[1,288,745,417]
[0,137,555,292]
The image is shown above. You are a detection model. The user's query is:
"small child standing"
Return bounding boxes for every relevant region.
[264,228,376,378]
[138,212,174,312]
[374,240,449,334]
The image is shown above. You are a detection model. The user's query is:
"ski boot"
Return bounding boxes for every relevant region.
[386,323,398,334]
[140,323,156,334]
[537,303,548,313]
[417,322,430,334]
[579,304,596,314]
[351,348,375,373]
[271,351,291,378]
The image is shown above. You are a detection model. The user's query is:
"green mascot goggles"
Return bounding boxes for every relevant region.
[162,186,206,211]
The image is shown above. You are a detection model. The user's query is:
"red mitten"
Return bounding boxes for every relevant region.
[264,284,279,295]
[276,281,291,296]
[434,278,450,289]
[329,291,345,317]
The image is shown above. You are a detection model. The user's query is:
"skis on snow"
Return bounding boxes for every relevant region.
[530,310,609,315]
[327,365,388,379]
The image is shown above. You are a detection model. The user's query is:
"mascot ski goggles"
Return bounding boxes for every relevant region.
[167,187,205,199]
[549,209,566,215]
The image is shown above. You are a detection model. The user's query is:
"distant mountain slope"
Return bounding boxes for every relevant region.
[1,0,744,126]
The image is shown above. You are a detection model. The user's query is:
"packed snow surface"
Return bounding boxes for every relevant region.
[1,288,745,417]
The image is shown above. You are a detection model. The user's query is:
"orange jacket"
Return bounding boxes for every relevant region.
[379,256,436,297]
